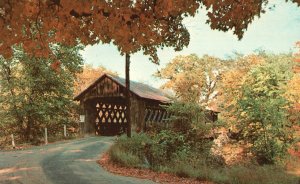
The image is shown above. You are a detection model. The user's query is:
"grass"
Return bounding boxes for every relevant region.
[224,165,298,184]
[164,160,299,184]
[109,146,143,168]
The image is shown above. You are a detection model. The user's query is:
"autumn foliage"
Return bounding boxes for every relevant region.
[1,0,300,62]
[287,42,300,122]
[156,54,223,105]
[74,65,117,95]
[0,45,83,143]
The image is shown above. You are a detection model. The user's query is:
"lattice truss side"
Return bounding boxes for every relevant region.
[95,102,127,131]
[144,107,170,123]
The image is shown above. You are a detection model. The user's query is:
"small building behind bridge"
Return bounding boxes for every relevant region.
[74,73,171,135]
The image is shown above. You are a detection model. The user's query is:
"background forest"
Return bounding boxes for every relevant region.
[0,44,117,145]
[109,49,300,184]
[0,44,299,183]
[0,1,299,184]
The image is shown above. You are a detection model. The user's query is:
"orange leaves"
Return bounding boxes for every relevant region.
[74,65,117,95]
[286,74,300,103]
[295,103,300,111]
[283,55,300,122]
[23,1,40,17]
[156,0,174,17]
[0,0,197,63]
[293,41,300,73]
[294,66,300,73]
[51,60,61,73]
[0,45,13,58]
[218,54,264,119]
[0,0,298,63]
[203,0,265,39]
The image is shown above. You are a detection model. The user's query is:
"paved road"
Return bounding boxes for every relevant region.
[0,136,155,184]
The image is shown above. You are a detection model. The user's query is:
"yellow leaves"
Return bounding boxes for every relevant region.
[285,70,300,122]
[240,111,247,118]
[218,54,265,122]
[294,42,300,73]
[157,54,222,103]
[74,65,117,95]
[285,74,300,104]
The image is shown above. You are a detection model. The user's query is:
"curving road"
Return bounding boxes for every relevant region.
[0,136,155,184]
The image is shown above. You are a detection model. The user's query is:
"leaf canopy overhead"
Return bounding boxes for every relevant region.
[0,0,299,62]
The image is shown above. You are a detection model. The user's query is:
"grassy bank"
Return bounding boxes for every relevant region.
[108,133,299,184]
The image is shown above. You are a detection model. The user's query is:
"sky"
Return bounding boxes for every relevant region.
[80,0,300,88]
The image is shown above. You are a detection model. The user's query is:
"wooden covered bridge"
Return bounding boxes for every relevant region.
[74,73,171,135]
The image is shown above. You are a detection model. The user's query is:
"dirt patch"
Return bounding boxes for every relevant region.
[98,153,213,184]
[0,136,83,152]
[0,143,33,151]
[286,141,300,176]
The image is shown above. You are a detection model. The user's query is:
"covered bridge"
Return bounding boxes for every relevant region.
[74,73,171,135]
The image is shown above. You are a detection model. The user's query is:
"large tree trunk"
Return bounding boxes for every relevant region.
[125,54,131,138]
[25,116,33,142]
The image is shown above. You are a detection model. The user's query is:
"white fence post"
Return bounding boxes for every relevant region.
[11,134,15,149]
[64,125,67,137]
[80,115,85,136]
[45,128,48,145]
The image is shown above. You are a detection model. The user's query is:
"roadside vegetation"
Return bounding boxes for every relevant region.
[110,133,299,184]
[0,44,84,147]
[108,52,300,184]
[0,45,116,148]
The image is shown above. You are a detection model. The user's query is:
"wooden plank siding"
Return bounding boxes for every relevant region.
[75,74,171,136]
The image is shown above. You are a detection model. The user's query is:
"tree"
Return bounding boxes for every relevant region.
[74,64,117,95]
[285,42,300,124]
[156,54,224,105]
[0,0,299,59]
[1,1,299,137]
[0,1,193,138]
[232,54,295,164]
[285,74,300,124]
[218,54,265,124]
[0,45,83,143]
[0,0,199,62]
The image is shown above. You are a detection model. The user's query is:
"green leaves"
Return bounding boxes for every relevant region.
[0,44,83,142]
[234,54,295,164]
[156,54,224,104]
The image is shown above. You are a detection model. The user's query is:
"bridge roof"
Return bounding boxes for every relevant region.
[74,73,171,103]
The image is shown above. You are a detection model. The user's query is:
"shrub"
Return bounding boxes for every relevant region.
[108,132,299,184]
[122,133,152,158]
[109,133,152,168]
[165,101,209,133]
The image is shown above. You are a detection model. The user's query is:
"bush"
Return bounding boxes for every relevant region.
[146,130,190,167]
[165,101,210,133]
[109,133,152,168]
[108,132,299,184]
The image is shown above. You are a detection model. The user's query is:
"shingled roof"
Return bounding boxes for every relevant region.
[74,73,171,103]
